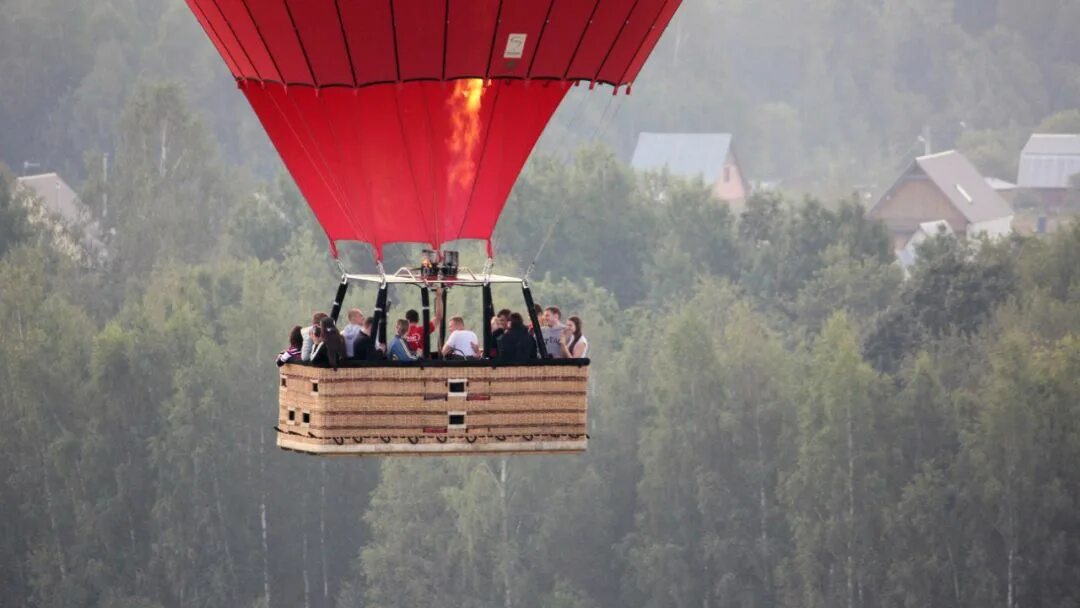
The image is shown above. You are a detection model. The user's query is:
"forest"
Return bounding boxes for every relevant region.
[2,1,1080,608]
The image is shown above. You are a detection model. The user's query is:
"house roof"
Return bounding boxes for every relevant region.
[15,173,106,257]
[630,132,734,182]
[985,176,1016,191]
[874,150,1013,225]
[15,173,85,226]
[1017,134,1080,188]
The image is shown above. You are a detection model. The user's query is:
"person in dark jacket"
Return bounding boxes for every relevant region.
[311,317,346,368]
[496,313,538,363]
[351,317,381,361]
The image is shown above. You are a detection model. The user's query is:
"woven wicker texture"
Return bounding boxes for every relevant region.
[277,363,589,456]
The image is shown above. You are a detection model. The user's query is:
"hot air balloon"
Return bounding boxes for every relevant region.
[184,0,682,455]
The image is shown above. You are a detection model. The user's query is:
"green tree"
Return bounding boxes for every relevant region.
[0,171,30,257]
[781,313,892,608]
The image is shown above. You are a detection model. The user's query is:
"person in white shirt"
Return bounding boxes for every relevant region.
[341,308,364,358]
[559,315,589,358]
[441,316,480,359]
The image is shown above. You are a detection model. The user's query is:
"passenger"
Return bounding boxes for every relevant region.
[308,323,324,362]
[441,316,480,359]
[491,308,511,342]
[496,312,537,363]
[387,319,417,361]
[528,303,543,334]
[311,317,346,368]
[352,317,380,361]
[301,312,329,361]
[489,308,511,358]
[404,287,444,355]
[276,325,304,367]
[541,305,565,358]
[559,315,589,358]
[341,308,364,358]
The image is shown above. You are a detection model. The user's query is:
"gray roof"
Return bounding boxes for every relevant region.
[873,150,1013,224]
[15,173,106,255]
[914,151,1013,223]
[1017,134,1080,188]
[630,132,733,182]
[16,173,85,225]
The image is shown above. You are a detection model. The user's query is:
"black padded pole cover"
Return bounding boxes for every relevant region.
[439,287,448,350]
[522,284,548,358]
[420,285,431,358]
[330,277,349,323]
[482,284,494,357]
[372,284,388,345]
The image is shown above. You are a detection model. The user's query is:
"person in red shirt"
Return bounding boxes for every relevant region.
[404,287,443,356]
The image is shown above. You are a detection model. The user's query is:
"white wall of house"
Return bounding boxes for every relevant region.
[968,215,1014,239]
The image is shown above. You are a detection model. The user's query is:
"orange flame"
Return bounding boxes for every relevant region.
[447,79,486,190]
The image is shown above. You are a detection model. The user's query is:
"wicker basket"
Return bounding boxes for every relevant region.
[275,361,589,456]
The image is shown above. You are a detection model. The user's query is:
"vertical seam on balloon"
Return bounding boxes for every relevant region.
[188,0,242,76]
[617,0,672,86]
[307,90,373,247]
[420,85,441,247]
[483,0,505,80]
[592,0,641,84]
[441,0,450,80]
[238,0,286,82]
[333,0,359,87]
[259,89,355,243]
[207,0,263,80]
[269,88,368,244]
[526,0,558,80]
[455,81,503,242]
[561,0,602,81]
[388,0,401,81]
[392,86,436,248]
[282,0,319,86]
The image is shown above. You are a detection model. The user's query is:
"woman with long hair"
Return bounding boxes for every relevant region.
[311,316,347,368]
[559,315,589,358]
[276,325,304,367]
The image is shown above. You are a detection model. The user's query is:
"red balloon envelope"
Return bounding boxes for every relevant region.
[185,0,681,258]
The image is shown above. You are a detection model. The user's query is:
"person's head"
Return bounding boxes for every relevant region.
[312,311,329,326]
[449,316,465,331]
[289,325,303,349]
[363,317,375,334]
[347,308,364,325]
[543,306,562,327]
[405,309,420,324]
[311,324,323,343]
[395,319,409,337]
[533,303,542,319]
[319,316,339,337]
[497,308,511,327]
[567,315,582,341]
[508,312,525,329]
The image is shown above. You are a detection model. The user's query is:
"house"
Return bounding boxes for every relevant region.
[15,172,105,260]
[985,176,1017,204]
[630,132,748,206]
[897,219,953,271]
[868,150,1014,253]
[1016,134,1080,206]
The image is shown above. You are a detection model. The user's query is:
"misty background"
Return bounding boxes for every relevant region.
[1,1,1080,607]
